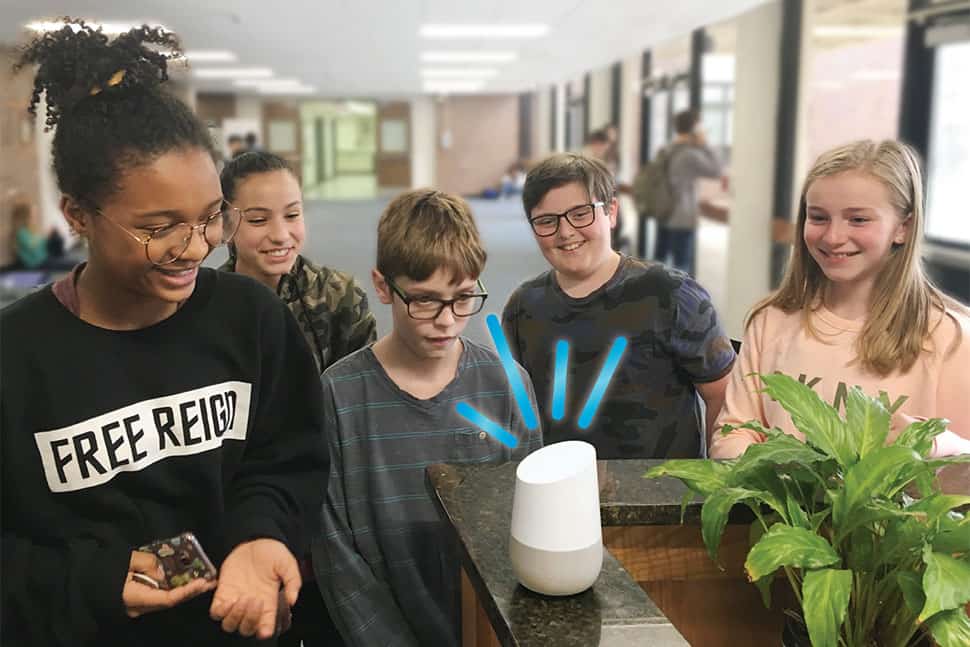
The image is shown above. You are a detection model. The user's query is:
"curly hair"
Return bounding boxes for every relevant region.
[13,18,213,207]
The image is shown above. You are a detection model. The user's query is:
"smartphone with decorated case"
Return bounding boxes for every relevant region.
[138,531,218,590]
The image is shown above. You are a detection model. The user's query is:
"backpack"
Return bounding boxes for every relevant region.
[632,144,683,223]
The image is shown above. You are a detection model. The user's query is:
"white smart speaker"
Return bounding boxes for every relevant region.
[509,441,603,596]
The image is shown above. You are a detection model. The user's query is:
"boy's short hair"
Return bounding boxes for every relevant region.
[522,153,616,218]
[674,109,699,135]
[377,189,487,284]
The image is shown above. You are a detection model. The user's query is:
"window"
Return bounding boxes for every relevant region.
[925,41,970,247]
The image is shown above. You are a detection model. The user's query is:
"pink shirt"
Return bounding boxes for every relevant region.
[711,304,970,459]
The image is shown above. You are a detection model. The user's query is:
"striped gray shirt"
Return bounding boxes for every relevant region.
[312,339,542,646]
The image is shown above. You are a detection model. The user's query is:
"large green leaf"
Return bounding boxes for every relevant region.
[924,607,970,647]
[802,568,852,647]
[836,500,912,544]
[845,386,890,459]
[833,445,922,532]
[745,524,840,581]
[810,509,832,533]
[786,492,811,530]
[894,418,948,458]
[721,420,786,440]
[907,495,970,530]
[912,467,938,499]
[759,373,855,467]
[643,459,730,496]
[748,519,774,608]
[729,433,829,483]
[897,570,926,616]
[927,454,970,470]
[879,517,926,568]
[700,487,760,562]
[933,517,970,555]
[727,462,788,517]
[920,547,970,621]
[845,527,877,571]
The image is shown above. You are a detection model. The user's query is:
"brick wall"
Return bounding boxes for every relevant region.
[0,47,42,267]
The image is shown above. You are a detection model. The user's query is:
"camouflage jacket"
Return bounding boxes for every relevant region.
[220,255,377,373]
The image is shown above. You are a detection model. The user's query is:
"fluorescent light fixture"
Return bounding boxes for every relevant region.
[420,24,549,39]
[193,67,274,79]
[257,86,316,95]
[421,68,499,78]
[233,78,305,88]
[421,51,518,63]
[183,50,238,63]
[27,20,169,35]
[231,78,316,94]
[422,80,486,93]
[813,25,903,39]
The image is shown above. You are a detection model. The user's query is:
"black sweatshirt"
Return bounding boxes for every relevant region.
[0,268,330,646]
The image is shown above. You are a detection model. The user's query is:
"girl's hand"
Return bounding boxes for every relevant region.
[123,550,216,618]
[209,539,299,639]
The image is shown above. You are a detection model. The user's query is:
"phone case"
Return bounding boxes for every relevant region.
[139,531,218,590]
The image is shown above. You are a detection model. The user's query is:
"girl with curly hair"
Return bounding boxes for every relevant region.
[1,19,329,646]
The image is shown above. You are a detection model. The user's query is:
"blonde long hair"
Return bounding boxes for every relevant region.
[748,139,967,376]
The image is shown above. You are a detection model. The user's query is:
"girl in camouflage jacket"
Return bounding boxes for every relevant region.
[219,152,376,374]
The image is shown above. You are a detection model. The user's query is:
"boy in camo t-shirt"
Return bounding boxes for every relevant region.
[502,153,736,459]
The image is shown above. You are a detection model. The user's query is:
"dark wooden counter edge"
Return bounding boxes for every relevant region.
[428,466,521,646]
[426,462,707,647]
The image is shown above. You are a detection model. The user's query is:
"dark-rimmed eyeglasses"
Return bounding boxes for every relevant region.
[528,201,604,237]
[385,277,488,320]
[93,201,243,265]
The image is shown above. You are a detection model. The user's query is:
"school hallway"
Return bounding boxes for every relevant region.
[208,197,729,349]
[207,197,550,348]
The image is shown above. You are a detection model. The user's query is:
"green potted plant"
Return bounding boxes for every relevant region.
[645,373,970,647]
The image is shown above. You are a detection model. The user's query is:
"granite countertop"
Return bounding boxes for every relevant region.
[427,460,692,647]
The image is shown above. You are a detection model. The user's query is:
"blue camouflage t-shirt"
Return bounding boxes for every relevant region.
[502,255,735,459]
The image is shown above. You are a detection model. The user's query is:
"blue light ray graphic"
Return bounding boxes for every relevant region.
[485,313,539,430]
[456,401,519,449]
[552,340,569,421]
[577,337,629,430]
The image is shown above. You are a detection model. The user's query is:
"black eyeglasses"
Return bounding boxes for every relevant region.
[93,201,243,265]
[384,277,488,320]
[528,202,604,237]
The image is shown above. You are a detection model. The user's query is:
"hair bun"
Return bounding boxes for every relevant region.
[13,17,183,129]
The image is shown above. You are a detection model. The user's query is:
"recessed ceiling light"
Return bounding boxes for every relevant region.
[421,51,518,63]
[422,80,486,93]
[420,24,549,39]
[193,67,274,79]
[26,19,170,34]
[421,68,499,78]
[183,50,238,63]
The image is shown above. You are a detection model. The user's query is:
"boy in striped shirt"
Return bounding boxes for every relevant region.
[313,189,542,646]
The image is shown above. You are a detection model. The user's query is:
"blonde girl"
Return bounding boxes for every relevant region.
[711,139,970,458]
